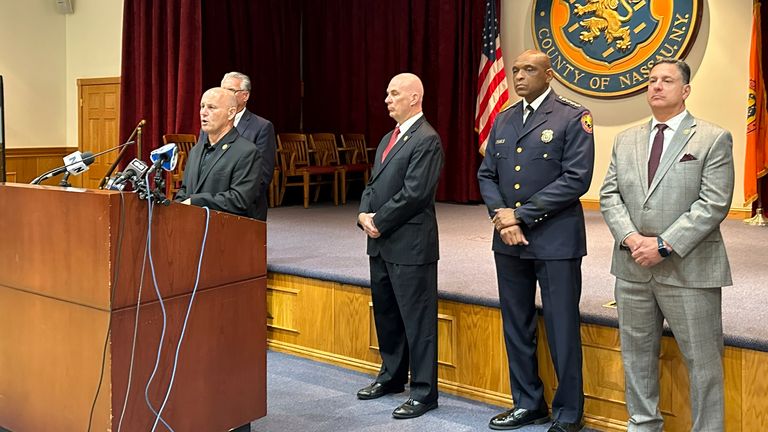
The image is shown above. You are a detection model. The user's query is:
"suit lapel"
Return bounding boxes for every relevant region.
[369,117,425,183]
[635,122,652,192]
[194,130,237,193]
[647,114,697,195]
[237,109,253,135]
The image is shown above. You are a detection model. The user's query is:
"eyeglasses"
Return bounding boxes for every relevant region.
[224,88,248,95]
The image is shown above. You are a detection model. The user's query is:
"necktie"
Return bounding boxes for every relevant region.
[381,127,401,162]
[523,105,534,125]
[648,123,667,186]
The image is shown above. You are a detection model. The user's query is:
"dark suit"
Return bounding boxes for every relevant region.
[359,115,444,403]
[477,90,594,423]
[199,109,275,221]
[175,127,262,218]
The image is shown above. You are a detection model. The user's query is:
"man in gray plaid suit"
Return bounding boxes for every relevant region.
[599,58,734,431]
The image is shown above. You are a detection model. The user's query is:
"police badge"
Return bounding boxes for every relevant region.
[541,129,554,143]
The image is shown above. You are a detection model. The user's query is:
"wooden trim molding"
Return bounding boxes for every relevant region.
[580,198,752,220]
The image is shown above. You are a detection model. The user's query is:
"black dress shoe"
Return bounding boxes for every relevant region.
[356,382,405,400]
[392,398,438,419]
[488,406,550,430]
[547,420,584,432]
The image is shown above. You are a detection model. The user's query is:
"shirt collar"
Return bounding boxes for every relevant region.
[522,87,551,112]
[234,108,246,127]
[396,112,424,135]
[652,109,688,132]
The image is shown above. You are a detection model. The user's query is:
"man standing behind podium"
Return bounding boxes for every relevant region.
[205,71,276,221]
[356,73,444,420]
[175,87,261,218]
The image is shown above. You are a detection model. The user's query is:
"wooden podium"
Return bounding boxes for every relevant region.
[0,183,267,431]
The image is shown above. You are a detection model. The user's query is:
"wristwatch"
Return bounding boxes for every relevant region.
[657,236,670,258]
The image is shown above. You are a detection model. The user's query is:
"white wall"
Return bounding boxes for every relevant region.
[65,0,124,148]
[0,0,122,150]
[501,0,753,210]
[0,0,67,149]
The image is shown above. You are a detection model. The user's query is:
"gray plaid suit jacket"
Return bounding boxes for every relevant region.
[600,112,734,288]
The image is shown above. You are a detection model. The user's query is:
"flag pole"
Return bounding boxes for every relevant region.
[744,0,768,226]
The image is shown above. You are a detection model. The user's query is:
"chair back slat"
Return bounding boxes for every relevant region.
[308,133,340,166]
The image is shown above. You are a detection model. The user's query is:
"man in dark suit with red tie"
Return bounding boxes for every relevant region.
[478,50,595,432]
[356,73,444,420]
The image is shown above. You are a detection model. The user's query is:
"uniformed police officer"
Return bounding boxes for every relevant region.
[477,50,595,432]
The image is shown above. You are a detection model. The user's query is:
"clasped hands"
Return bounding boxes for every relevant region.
[624,233,671,268]
[358,212,380,238]
[493,208,529,246]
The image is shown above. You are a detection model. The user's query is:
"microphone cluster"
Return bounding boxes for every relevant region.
[106,143,179,205]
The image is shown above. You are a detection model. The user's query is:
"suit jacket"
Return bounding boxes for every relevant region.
[199,109,275,221]
[175,127,262,218]
[599,113,734,288]
[359,115,444,265]
[477,90,595,259]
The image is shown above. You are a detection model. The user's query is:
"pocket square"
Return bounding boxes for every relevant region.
[679,153,697,162]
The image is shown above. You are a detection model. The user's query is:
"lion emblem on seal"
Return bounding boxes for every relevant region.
[573,0,640,50]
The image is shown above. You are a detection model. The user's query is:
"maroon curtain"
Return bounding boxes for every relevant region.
[119,0,202,161]
[200,0,302,133]
[302,0,487,202]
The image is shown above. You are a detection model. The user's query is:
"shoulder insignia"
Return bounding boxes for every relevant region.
[500,101,517,113]
[556,95,582,109]
[581,112,593,134]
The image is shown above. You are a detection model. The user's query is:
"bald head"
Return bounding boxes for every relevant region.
[511,49,554,103]
[385,73,424,124]
[200,87,237,144]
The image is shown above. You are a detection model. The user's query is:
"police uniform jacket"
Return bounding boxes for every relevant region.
[478,90,595,259]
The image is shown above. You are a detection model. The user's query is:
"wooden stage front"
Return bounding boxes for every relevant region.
[265,272,768,431]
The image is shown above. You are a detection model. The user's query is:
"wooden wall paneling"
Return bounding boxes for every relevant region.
[724,347,743,431]
[4,147,72,185]
[581,324,629,431]
[742,349,768,429]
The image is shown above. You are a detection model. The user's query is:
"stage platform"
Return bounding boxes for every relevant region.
[264,202,768,431]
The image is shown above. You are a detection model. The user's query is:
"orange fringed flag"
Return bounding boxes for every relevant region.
[745,0,768,206]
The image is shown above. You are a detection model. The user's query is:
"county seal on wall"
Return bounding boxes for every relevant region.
[532,0,703,98]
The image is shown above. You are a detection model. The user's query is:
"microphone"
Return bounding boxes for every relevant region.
[30,151,96,185]
[145,143,178,178]
[110,158,150,189]
[98,119,146,189]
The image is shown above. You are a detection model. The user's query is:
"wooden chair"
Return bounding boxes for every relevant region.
[339,133,374,199]
[268,158,280,208]
[162,133,197,198]
[277,133,338,208]
[307,133,348,204]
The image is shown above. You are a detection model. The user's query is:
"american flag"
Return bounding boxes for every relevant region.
[475,0,509,155]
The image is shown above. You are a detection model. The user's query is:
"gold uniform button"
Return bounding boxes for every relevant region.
[516,147,523,153]
[514,184,520,190]
[515,202,522,208]
[543,153,548,158]
[515,165,521,171]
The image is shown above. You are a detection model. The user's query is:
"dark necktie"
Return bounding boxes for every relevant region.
[648,123,668,186]
[381,127,401,162]
[523,105,534,125]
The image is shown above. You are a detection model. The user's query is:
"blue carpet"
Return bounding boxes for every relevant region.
[250,351,597,432]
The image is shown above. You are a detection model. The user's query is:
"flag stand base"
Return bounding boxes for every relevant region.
[744,207,768,226]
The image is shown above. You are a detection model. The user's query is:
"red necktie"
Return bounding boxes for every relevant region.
[648,123,667,186]
[381,127,401,162]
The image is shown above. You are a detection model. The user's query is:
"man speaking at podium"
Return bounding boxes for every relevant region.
[175,87,262,218]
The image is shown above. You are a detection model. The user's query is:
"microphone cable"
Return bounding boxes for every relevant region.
[141,196,175,431]
[86,190,126,432]
[116,221,150,432]
[150,206,210,432]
